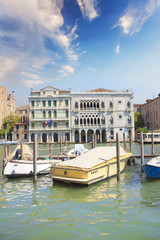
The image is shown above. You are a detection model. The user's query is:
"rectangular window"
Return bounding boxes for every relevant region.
[16,134,19,140]
[24,125,27,130]
[53,100,57,107]
[65,100,68,106]
[31,101,34,107]
[16,125,19,130]
[48,100,51,107]
[24,134,27,140]
[54,122,57,128]
[31,123,34,128]
[42,101,46,107]
[66,122,69,127]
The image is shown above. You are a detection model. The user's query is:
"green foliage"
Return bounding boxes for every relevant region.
[0,129,5,138]
[134,112,145,130]
[3,114,21,134]
[136,128,149,133]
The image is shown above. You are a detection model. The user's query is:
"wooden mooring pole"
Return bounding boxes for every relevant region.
[33,134,38,182]
[151,133,154,155]
[116,133,120,181]
[50,143,52,160]
[123,133,127,151]
[21,141,24,160]
[129,131,132,153]
[140,132,144,172]
[5,132,7,158]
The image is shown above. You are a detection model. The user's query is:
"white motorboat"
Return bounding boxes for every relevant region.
[2,144,61,178]
[67,144,89,156]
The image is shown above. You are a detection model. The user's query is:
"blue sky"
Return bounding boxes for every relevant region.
[0,0,160,106]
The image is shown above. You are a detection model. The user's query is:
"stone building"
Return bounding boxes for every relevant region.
[0,86,16,128]
[29,86,134,143]
[29,86,71,142]
[13,105,29,141]
[71,88,134,143]
[140,94,160,130]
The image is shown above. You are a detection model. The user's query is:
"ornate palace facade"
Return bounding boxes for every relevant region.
[29,86,134,143]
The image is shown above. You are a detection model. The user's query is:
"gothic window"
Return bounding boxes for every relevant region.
[110,101,113,108]
[127,102,131,108]
[101,102,105,108]
[75,102,78,108]
[110,117,113,124]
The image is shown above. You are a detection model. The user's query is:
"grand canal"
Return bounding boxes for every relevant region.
[0,142,160,240]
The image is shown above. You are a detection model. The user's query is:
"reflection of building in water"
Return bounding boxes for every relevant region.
[29,86,134,143]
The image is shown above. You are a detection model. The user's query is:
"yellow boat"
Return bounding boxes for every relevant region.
[50,146,132,185]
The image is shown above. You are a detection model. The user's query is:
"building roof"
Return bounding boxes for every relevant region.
[86,88,115,93]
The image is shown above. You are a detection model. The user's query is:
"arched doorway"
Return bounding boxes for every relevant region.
[75,130,79,143]
[81,130,86,142]
[96,129,100,143]
[87,129,94,142]
[102,129,106,142]
[54,133,58,142]
[31,133,34,142]
[42,133,47,143]
[65,133,70,142]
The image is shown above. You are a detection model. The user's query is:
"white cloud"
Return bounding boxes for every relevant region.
[89,67,96,72]
[22,79,45,88]
[0,0,80,83]
[59,65,74,77]
[0,57,18,80]
[113,0,160,36]
[115,44,120,55]
[21,72,40,80]
[76,0,99,21]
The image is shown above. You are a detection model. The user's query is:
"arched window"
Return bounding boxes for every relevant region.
[110,117,113,124]
[101,102,105,108]
[43,111,46,118]
[54,111,57,118]
[48,111,51,118]
[84,118,86,125]
[127,102,131,108]
[128,116,131,124]
[102,117,105,124]
[75,102,78,108]
[80,118,82,125]
[31,111,34,118]
[110,101,113,108]
[75,117,78,125]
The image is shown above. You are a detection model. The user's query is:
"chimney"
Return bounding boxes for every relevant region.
[12,91,15,98]
[31,88,33,93]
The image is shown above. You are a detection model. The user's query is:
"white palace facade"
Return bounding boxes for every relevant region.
[29,86,134,143]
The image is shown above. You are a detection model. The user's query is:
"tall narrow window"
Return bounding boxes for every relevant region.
[48,100,51,107]
[42,101,46,107]
[65,100,68,106]
[48,111,51,118]
[43,111,46,118]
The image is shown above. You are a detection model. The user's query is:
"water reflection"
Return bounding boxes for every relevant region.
[140,176,160,207]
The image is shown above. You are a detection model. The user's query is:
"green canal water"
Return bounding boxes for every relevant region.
[0,143,160,240]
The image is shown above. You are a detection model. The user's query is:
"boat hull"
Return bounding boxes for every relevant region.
[51,156,130,185]
[3,160,56,178]
[142,164,160,178]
